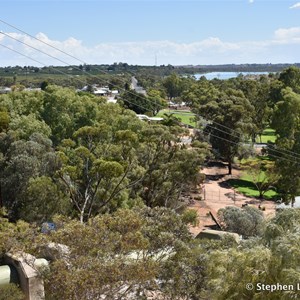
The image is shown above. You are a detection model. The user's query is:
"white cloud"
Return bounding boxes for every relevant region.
[290,2,300,9]
[274,27,300,42]
[0,29,300,66]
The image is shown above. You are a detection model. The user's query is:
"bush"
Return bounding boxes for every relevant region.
[217,206,265,238]
[0,284,24,300]
[181,209,199,226]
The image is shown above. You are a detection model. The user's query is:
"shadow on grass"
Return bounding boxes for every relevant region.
[226,178,256,190]
[225,178,278,200]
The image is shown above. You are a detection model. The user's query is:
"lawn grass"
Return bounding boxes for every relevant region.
[156,109,196,127]
[227,175,278,200]
[256,128,276,143]
[227,164,278,200]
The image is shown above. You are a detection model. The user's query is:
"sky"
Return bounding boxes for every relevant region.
[0,0,300,66]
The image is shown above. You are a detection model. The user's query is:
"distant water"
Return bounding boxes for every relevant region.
[194,71,270,80]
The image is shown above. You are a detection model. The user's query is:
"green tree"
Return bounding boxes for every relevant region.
[41,86,103,145]
[206,208,300,299]
[9,114,51,140]
[163,73,182,99]
[119,90,159,115]
[35,207,196,299]
[279,66,300,93]
[57,125,143,222]
[187,82,254,174]
[0,110,10,132]
[239,79,272,142]
[271,88,300,205]
[136,125,208,208]
[20,176,70,223]
[146,89,167,115]
[161,112,182,127]
[0,133,58,220]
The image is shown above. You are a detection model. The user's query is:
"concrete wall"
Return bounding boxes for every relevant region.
[4,252,46,300]
[196,228,240,243]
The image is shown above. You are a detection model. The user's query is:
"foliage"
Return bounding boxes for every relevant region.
[157,109,196,127]
[0,133,60,220]
[20,176,71,223]
[278,66,300,94]
[2,206,300,299]
[241,158,279,199]
[41,86,104,145]
[217,206,265,238]
[1,67,300,299]
[0,86,209,222]
[0,284,25,300]
[136,125,208,209]
[256,127,276,144]
[205,208,300,299]
[119,90,165,115]
[228,177,278,200]
[0,208,36,256]
[162,73,187,99]
[57,123,143,222]
[238,78,272,142]
[184,80,255,174]
[270,88,300,204]
[34,207,196,299]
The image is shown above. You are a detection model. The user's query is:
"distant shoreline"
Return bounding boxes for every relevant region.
[174,63,300,73]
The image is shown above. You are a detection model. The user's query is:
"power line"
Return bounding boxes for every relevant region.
[0,31,79,68]
[0,19,168,111]
[202,121,300,162]
[1,19,300,163]
[0,18,86,65]
[0,29,165,113]
[201,117,300,161]
[0,19,160,97]
[2,38,300,164]
[207,131,300,166]
[0,43,75,78]
[0,43,156,114]
[2,34,300,163]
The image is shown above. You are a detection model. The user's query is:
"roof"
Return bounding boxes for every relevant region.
[136,114,163,122]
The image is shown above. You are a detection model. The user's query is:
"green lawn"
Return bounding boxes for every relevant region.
[227,171,278,200]
[256,128,276,143]
[156,109,196,127]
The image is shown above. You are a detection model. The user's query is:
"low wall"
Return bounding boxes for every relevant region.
[4,252,46,300]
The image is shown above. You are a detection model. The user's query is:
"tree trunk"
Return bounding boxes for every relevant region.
[80,210,84,223]
[228,161,232,175]
[0,183,2,208]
